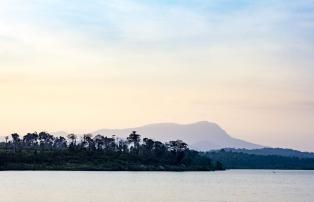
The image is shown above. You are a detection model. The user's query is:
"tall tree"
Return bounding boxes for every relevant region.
[167,140,188,164]
[11,133,20,153]
[82,134,95,151]
[23,132,39,148]
[53,136,67,150]
[93,134,105,151]
[39,132,54,151]
[127,131,141,152]
[67,134,77,150]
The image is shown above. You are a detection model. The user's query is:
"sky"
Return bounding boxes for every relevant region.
[0,0,314,151]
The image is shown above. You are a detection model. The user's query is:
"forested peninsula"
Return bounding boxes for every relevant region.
[0,131,223,171]
[205,150,314,170]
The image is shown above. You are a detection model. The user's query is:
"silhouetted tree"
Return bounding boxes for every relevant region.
[127,131,141,153]
[142,138,155,158]
[117,138,129,153]
[0,131,220,171]
[153,141,167,158]
[82,134,95,151]
[93,134,105,151]
[167,140,188,152]
[23,132,39,148]
[53,136,67,150]
[11,133,20,153]
[39,132,54,151]
[103,136,116,152]
[67,134,77,150]
[167,140,188,164]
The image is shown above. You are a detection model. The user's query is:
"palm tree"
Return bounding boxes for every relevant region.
[127,131,141,151]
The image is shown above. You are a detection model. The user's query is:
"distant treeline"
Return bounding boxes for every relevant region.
[218,148,314,159]
[0,131,223,171]
[205,150,314,170]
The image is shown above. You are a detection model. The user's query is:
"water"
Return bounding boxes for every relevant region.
[0,170,313,202]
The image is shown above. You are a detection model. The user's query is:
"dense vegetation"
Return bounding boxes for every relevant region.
[0,131,223,171]
[205,150,314,170]
[220,148,314,159]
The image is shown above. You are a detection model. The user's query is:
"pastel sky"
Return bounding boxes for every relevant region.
[1,0,314,151]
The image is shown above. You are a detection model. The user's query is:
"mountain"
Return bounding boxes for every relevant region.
[51,131,69,137]
[92,121,263,151]
[222,148,314,159]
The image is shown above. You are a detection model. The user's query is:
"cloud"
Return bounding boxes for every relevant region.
[0,0,314,151]
[1,0,314,90]
[1,0,314,50]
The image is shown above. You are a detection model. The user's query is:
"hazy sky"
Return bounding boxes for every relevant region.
[1,0,314,151]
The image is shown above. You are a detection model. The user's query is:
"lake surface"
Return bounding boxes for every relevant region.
[0,170,313,202]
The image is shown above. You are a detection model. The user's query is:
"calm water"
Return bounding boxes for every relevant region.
[0,170,313,202]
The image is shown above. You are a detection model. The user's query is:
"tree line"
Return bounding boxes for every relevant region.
[206,150,314,170]
[0,131,223,171]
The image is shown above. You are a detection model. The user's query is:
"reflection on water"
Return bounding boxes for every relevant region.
[0,170,313,202]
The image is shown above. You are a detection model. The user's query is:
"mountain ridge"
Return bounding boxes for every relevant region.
[90,121,263,150]
[52,121,263,150]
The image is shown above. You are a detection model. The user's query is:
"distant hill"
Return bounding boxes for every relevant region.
[221,148,314,159]
[91,121,263,150]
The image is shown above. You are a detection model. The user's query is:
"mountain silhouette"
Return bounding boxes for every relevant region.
[91,121,263,150]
